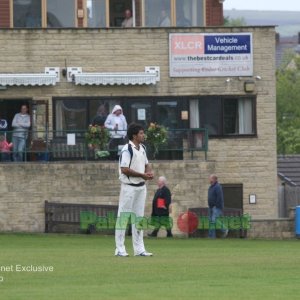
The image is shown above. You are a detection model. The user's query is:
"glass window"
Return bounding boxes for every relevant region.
[87,0,106,27]
[176,0,204,27]
[145,0,171,27]
[13,0,42,28]
[55,100,87,132]
[89,99,110,126]
[47,0,75,27]
[109,0,132,27]
[199,97,222,136]
[198,97,255,136]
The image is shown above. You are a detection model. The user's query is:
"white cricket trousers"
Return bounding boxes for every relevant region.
[115,183,147,255]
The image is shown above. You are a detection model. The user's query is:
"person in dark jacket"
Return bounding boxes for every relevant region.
[208,174,228,238]
[148,176,173,237]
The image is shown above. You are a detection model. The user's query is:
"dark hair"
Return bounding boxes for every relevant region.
[127,123,144,141]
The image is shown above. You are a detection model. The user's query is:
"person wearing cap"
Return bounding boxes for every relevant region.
[104,105,127,159]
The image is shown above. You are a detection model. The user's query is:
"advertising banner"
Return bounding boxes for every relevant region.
[169,33,253,77]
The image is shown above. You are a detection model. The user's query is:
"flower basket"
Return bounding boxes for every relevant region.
[85,125,110,159]
[145,123,168,159]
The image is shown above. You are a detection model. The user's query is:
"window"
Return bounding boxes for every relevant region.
[198,97,256,137]
[47,0,75,27]
[13,0,42,28]
[87,0,106,27]
[145,0,171,27]
[176,0,204,27]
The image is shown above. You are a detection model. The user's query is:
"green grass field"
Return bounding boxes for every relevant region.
[0,234,299,300]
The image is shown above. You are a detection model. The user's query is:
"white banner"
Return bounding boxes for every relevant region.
[169,33,253,77]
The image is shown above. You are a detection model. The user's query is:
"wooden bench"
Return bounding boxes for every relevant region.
[188,207,249,238]
[45,201,118,234]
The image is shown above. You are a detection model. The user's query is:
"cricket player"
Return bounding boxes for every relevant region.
[115,123,154,257]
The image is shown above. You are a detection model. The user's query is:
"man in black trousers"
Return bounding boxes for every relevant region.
[148,176,173,237]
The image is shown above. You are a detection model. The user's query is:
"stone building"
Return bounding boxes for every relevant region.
[0,1,279,233]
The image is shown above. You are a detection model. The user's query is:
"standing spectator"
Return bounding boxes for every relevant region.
[208,174,228,238]
[115,123,154,257]
[148,176,173,237]
[12,105,31,162]
[0,134,13,162]
[105,105,127,159]
[91,104,107,126]
[121,9,133,27]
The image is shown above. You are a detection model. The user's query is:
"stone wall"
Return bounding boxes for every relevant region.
[0,161,214,232]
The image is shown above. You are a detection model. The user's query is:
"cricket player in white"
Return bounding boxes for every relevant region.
[115,123,154,257]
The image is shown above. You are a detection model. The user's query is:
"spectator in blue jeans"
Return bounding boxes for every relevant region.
[12,105,30,162]
[208,174,228,238]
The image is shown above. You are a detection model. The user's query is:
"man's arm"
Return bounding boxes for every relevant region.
[121,167,152,181]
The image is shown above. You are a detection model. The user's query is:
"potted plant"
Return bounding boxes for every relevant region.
[146,123,167,159]
[85,125,110,159]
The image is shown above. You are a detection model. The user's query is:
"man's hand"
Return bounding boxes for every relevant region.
[142,172,154,181]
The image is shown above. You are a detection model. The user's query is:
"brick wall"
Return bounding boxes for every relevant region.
[0,0,10,28]
[206,0,223,26]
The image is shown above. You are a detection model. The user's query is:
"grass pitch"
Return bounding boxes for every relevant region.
[0,234,299,300]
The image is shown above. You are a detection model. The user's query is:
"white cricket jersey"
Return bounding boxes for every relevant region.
[119,141,148,184]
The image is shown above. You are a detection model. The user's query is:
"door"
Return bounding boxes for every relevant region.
[222,184,243,211]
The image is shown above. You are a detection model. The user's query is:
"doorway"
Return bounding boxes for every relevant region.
[0,99,31,135]
[222,184,243,211]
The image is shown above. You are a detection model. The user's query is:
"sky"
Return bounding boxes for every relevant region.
[224,0,300,11]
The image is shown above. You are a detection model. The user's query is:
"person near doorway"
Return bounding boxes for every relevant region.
[148,176,173,237]
[11,105,31,162]
[105,105,127,159]
[208,174,228,238]
[115,123,154,257]
[121,9,133,27]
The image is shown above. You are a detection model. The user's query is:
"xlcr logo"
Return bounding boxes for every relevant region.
[171,34,204,55]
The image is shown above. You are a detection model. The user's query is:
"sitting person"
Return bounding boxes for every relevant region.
[0,134,13,162]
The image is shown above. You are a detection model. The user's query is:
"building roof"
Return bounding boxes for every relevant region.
[278,155,300,186]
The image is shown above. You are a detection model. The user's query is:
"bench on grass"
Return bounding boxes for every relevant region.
[188,207,249,238]
[45,201,118,234]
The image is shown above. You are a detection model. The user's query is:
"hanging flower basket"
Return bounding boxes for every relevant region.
[85,125,110,159]
[145,123,168,159]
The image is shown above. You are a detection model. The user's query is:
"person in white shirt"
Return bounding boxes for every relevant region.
[105,105,127,160]
[12,105,31,162]
[121,9,133,28]
[115,123,154,257]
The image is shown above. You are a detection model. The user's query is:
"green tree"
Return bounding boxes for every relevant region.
[277,54,300,154]
[223,16,247,27]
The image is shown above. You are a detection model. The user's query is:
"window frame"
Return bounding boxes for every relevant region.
[9,0,206,28]
[198,95,257,139]
[10,0,77,28]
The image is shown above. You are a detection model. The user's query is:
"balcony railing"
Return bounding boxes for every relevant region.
[0,128,208,162]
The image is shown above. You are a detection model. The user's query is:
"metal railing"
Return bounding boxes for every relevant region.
[0,128,208,162]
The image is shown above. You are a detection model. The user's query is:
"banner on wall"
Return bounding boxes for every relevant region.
[169,33,253,77]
